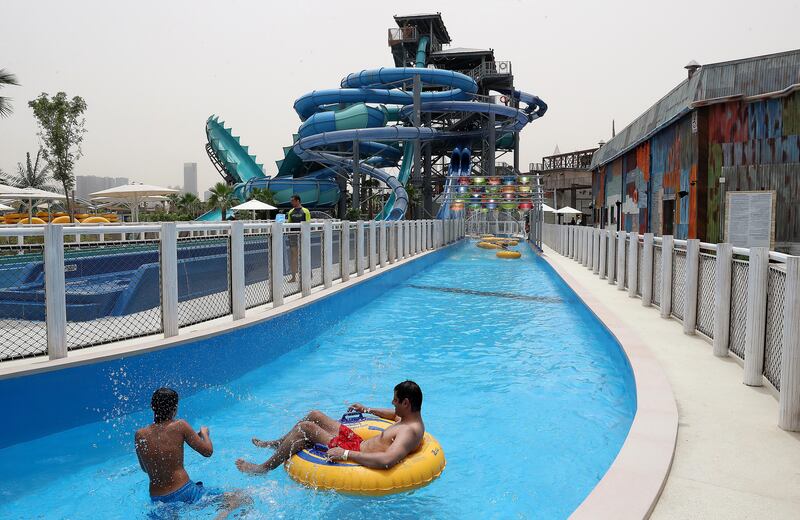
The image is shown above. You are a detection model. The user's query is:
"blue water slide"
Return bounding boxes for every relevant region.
[436,146,462,220]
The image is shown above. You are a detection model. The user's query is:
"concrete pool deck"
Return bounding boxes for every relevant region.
[542,245,800,519]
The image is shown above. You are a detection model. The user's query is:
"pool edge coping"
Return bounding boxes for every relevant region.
[534,243,678,520]
[0,242,459,381]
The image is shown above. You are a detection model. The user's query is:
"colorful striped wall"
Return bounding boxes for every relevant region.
[593,90,800,247]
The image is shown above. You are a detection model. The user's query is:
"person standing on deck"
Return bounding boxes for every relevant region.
[286,194,310,282]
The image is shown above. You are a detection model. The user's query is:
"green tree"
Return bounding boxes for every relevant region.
[178,192,202,217]
[249,187,277,219]
[166,193,181,213]
[28,92,87,219]
[11,149,55,190]
[0,69,20,118]
[207,182,239,218]
[249,187,276,206]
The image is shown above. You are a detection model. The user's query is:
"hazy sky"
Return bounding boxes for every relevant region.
[1,0,798,193]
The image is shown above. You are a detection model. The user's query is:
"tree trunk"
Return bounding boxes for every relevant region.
[62,180,74,222]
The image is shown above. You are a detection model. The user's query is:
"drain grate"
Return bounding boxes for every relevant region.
[406,284,562,303]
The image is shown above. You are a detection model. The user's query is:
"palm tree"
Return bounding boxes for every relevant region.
[207,182,239,218]
[0,69,20,118]
[11,149,55,190]
[166,193,181,213]
[248,187,277,220]
[249,187,276,206]
[178,192,202,217]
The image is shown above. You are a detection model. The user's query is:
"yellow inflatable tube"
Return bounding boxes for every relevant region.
[496,250,522,259]
[476,241,501,249]
[286,416,446,496]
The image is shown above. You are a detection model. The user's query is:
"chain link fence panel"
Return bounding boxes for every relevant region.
[696,253,716,338]
[0,245,47,360]
[671,249,687,321]
[348,226,357,275]
[244,233,271,309]
[331,229,342,281]
[653,245,662,307]
[310,231,323,289]
[64,241,163,350]
[177,237,231,327]
[636,240,643,296]
[283,231,301,297]
[764,265,786,389]
[363,228,370,267]
[729,260,749,359]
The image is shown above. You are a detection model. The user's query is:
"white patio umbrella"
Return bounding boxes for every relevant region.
[90,184,179,222]
[555,206,582,214]
[0,203,15,211]
[540,203,556,213]
[2,187,67,222]
[231,199,277,220]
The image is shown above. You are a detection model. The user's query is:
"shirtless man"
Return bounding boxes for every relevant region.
[235,380,424,473]
[135,388,245,517]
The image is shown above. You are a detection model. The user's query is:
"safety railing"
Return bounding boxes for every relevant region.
[0,218,465,363]
[541,222,800,432]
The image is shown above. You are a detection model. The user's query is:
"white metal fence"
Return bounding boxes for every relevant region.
[0,219,465,362]
[542,223,800,432]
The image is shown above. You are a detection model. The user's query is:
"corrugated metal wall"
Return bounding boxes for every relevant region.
[707,90,800,247]
[593,90,800,248]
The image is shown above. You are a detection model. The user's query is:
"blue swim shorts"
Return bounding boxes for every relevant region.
[151,480,206,504]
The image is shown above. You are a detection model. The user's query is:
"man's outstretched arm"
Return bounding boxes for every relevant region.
[349,403,399,421]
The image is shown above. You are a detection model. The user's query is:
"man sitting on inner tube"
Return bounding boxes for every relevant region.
[235,381,425,473]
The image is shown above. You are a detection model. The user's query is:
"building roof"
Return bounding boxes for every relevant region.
[429,47,495,71]
[591,48,800,169]
[393,13,451,44]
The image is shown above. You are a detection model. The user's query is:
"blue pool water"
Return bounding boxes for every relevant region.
[0,241,635,519]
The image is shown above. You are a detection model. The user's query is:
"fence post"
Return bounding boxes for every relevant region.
[323,221,333,288]
[585,228,591,266]
[300,221,312,296]
[396,221,403,259]
[607,230,617,285]
[592,229,600,274]
[378,221,387,268]
[616,231,626,290]
[404,221,410,256]
[660,235,674,318]
[388,222,396,264]
[588,228,594,269]
[44,224,67,358]
[712,243,732,356]
[779,256,800,430]
[599,230,608,279]
[683,239,700,334]
[744,247,769,386]
[569,227,575,259]
[159,223,179,337]
[341,222,350,282]
[369,221,378,271]
[271,222,284,307]
[642,233,654,306]
[230,221,246,320]
[356,221,365,276]
[628,232,639,298]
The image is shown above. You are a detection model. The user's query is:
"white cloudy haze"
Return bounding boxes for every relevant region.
[1,0,798,192]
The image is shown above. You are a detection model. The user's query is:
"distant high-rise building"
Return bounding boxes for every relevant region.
[75,175,129,201]
[183,163,198,196]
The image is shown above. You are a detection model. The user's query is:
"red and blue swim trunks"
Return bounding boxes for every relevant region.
[328,424,363,451]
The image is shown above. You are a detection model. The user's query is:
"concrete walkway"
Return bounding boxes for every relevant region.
[542,246,800,519]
